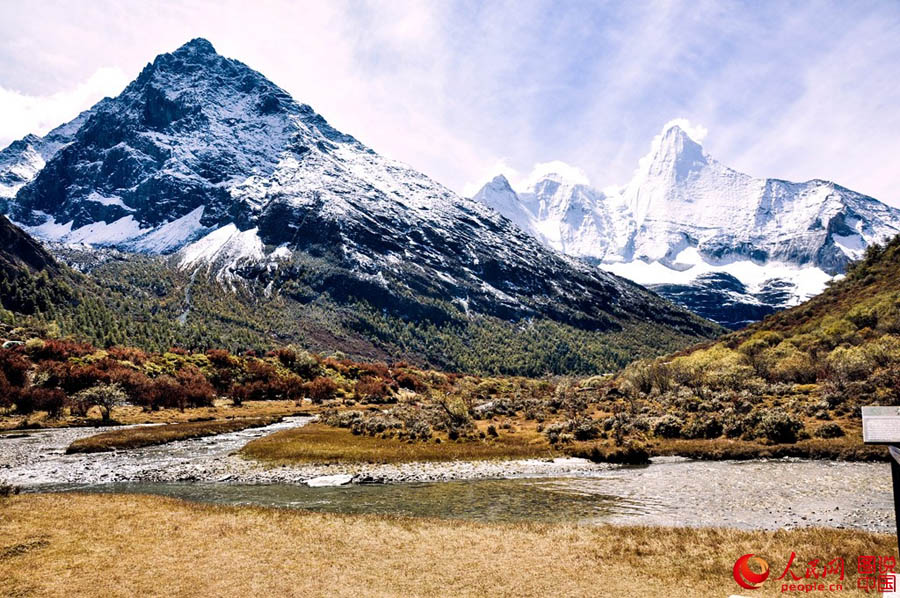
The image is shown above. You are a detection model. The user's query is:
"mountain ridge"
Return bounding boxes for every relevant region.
[0,39,720,374]
[473,121,900,328]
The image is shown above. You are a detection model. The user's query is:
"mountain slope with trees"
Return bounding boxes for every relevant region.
[603,234,900,458]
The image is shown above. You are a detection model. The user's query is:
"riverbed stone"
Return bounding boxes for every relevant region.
[307,474,354,487]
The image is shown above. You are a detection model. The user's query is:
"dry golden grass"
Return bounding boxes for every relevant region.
[647,435,886,462]
[0,399,311,431]
[0,493,894,597]
[241,422,558,464]
[65,416,283,454]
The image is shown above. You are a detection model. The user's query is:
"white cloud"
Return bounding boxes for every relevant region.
[0,1,898,208]
[519,161,591,190]
[0,67,128,146]
[660,118,708,144]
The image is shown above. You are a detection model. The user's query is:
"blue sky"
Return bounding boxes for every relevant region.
[1,0,899,205]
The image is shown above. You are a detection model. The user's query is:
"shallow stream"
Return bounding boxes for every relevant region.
[1,418,893,532]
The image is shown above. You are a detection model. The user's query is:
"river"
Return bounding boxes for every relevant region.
[0,417,894,532]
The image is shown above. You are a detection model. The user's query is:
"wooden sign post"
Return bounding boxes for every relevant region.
[862,406,900,557]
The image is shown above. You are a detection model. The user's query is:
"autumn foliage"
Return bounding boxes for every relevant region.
[0,337,434,419]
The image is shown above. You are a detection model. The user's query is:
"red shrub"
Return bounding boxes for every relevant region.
[27,387,67,418]
[354,376,394,403]
[27,339,93,361]
[0,371,20,409]
[107,346,149,365]
[273,348,297,368]
[175,366,215,409]
[321,358,350,376]
[357,361,391,380]
[146,375,180,411]
[304,377,339,403]
[38,362,111,394]
[206,349,238,368]
[108,368,153,405]
[0,348,30,387]
[244,359,279,384]
[395,371,426,393]
[230,374,305,403]
[144,367,214,411]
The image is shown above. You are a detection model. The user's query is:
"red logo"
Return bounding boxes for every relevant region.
[734,554,770,590]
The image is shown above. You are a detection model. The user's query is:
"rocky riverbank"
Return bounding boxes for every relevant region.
[0,417,609,487]
[1,417,894,534]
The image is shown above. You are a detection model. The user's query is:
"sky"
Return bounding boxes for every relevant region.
[1,0,899,206]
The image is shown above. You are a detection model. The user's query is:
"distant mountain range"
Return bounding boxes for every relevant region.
[473,123,900,328]
[0,39,718,374]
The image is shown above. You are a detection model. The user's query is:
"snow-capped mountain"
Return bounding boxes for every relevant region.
[474,122,900,328]
[0,39,718,358]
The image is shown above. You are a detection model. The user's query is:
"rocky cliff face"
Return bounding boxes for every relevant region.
[0,215,59,276]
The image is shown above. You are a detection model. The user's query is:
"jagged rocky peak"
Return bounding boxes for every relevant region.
[642,123,709,180]
[8,37,311,244]
[472,119,900,328]
[487,174,514,191]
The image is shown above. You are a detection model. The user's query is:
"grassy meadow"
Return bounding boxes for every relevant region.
[0,493,894,598]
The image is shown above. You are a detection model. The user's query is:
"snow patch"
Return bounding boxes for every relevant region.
[130,206,208,253]
[268,244,293,260]
[178,223,266,279]
[84,192,133,211]
[834,233,866,259]
[601,256,833,306]
[20,213,73,241]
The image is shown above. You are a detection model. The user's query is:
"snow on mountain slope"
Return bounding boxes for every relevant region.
[129,206,208,253]
[178,223,267,281]
[0,38,718,343]
[471,175,539,238]
[474,121,900,328]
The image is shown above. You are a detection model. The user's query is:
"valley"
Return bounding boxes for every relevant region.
[0,29,898,598]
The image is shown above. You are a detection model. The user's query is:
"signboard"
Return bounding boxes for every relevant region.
[861,406,900,562]
[862,407,900,445]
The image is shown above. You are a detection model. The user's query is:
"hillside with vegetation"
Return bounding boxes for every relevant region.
[599,234,900,458]
[0,213,721,377]
[2,250,717,377]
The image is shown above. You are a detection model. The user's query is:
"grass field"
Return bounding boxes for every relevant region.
[645,434,886,461]
[0,493,893,598]
[65,416,284,453]
[240,422,559,464]
[240,420,885,466]
[0,399,310,431]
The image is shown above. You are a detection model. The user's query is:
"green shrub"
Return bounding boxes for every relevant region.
[813,422,845,439]
[756,410,803,444]
[827,345,874,382]
[682,416,723,439]
[652,414,684,439]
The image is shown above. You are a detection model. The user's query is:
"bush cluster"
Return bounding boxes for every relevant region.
[0,338,448,420]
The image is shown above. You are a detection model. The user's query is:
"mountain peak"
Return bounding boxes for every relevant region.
[490,174,513,189]
[641,120,708,178]
[173,37,217,57]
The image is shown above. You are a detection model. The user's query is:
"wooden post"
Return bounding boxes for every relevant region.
[889,446,900,556]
